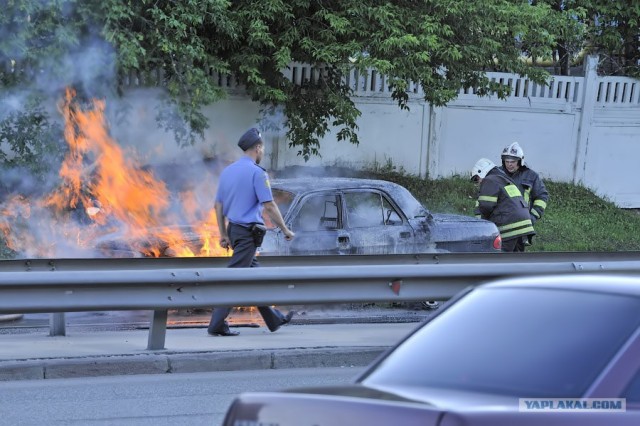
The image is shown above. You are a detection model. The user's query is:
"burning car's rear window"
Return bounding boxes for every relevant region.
[272,189,295,215]
[262,189,295,229]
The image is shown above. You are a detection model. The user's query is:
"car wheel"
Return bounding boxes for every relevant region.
[421,300,440,310]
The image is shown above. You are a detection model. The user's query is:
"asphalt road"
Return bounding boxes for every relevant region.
[0,367,364,425]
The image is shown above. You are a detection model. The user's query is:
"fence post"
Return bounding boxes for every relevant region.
[573,55,599,184]
[426,105,443,178]
[419,102,429,178]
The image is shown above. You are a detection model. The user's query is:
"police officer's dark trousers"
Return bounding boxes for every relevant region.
[207,223,286,333]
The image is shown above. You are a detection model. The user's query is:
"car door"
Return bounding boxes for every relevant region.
[343,189,416,254]
[285,192,349,255]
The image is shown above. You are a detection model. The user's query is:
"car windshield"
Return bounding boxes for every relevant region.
[361,287,640,398]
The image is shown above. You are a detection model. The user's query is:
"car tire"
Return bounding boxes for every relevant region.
[421,300,440,310]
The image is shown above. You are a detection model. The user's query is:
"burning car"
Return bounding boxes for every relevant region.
[96,177,501,257]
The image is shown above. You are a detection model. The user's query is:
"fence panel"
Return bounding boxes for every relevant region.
[596,76,640,106]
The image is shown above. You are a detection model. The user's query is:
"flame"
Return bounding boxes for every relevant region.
[1,88,231,258]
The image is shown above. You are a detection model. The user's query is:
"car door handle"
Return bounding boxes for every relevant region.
[338,236,350,243]
[399,232,411,238]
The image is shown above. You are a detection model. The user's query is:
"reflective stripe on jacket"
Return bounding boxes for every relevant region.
[474,168,535,241]
[499,165,549,223]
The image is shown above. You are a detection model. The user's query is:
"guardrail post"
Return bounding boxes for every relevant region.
[147,310,168,350]
[50,313,66,336]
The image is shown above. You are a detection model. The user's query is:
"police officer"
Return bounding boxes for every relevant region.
[498,142,549,231]
[471,158,535,252]
[207,128,295,336]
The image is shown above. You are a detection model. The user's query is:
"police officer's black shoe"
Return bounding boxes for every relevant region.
[269,311,295,332]
[208,329,240,336]
[282,311,295,324]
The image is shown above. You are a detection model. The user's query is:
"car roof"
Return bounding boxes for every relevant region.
[271,177,404,193]
[270,177,431,219]
[480,273,640,297]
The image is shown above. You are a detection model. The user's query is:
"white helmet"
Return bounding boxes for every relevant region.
[471,158,496,181]
[501,142,525,163]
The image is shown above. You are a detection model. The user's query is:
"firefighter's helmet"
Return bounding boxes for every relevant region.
[471,158,496,181]
[501,142,525,165]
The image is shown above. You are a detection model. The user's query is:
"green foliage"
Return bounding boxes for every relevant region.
[580,0,640,76]
[529,0,587,74]
[2,0,567,159]
[0,96,65,183]
[533,0,640,76]
[369,170,640,252]
[1,0,638,160]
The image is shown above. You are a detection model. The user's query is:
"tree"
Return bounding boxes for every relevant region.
[530,0,587,76]
[531,1,640,77]
[581,0,640,77]
[2,0,565,160]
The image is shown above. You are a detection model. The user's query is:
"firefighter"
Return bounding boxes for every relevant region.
[471,158,535,252]
[498,142,549,239]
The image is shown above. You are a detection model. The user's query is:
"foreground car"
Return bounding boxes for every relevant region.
[97,177,501,256]
[223,274,640,425]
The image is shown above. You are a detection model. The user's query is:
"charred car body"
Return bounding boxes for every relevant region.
[96,177,501,257]
[262,178,500,255]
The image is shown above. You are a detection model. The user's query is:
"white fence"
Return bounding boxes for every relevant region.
[118,56,640,207]
[273,57,640,208]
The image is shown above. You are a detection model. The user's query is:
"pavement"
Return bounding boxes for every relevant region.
[0,305,432,381]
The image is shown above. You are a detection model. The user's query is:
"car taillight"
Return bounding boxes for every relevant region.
[493,235,502,250]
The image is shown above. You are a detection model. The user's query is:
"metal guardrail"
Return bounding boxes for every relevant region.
[3,251,640,271]
[1,252,640,350]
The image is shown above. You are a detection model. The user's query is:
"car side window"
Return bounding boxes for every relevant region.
[382,196,403,225]
[292,194,339,231]
[623,368,640,403]
[345,191,402,228]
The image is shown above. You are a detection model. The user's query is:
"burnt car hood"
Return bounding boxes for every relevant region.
[429,213,499,247]
[92,225,212,257]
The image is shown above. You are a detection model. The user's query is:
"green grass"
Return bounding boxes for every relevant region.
[367,170,640,252]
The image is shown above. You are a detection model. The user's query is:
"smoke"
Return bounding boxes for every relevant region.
[0,3,228,259]
[34,38,117,101]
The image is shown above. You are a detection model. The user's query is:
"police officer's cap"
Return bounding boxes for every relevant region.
[238,128,263,151]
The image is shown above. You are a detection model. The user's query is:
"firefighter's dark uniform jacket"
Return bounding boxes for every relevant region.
[474,168,535,242]
[499,164,549,224]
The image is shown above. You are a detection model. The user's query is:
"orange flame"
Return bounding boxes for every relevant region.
[2,88,231,258]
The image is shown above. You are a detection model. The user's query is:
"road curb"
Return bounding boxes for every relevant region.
[0,346,388,381]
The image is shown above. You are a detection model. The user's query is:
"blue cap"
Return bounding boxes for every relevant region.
[237,128,262,151]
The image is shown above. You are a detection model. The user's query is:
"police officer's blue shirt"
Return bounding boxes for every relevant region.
[215,156,273,226]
